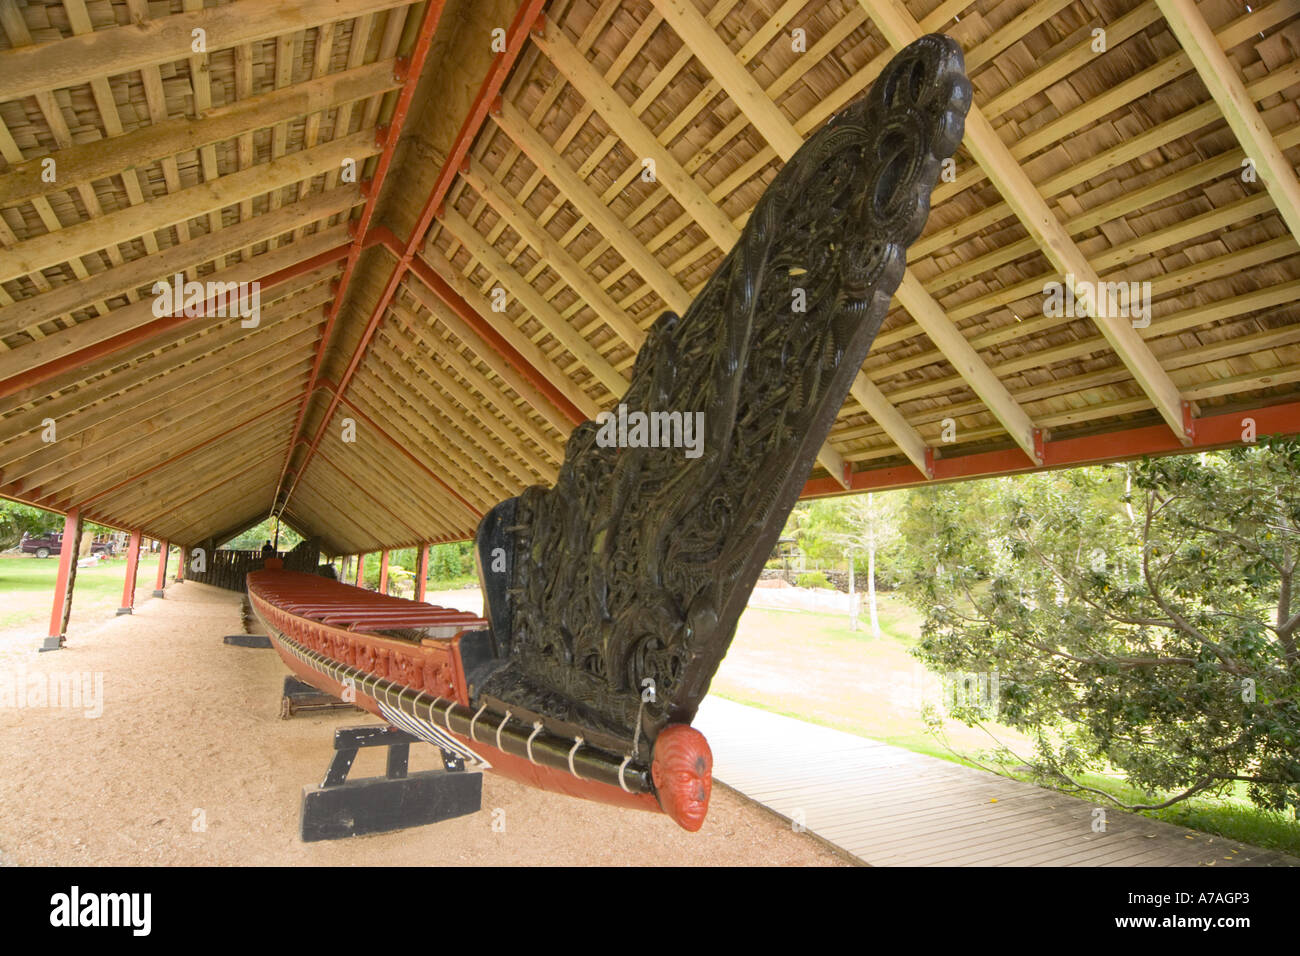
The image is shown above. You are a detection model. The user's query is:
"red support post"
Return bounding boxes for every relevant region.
[41,506,82,651]
[378,550,390,595]
[153,539,170,597]
[118,530,142,615]
[415,544,429,603]
[175,544,186,583]
[354,553,367,588]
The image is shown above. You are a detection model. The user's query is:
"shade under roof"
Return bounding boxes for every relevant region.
[0,0,1296,556]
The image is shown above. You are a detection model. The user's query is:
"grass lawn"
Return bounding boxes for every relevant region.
[425,573,479,591]
[713,596,1031,760]
[714,591,1300,858]
[0,551,157,635]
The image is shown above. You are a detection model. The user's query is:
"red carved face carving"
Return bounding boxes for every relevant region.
[651,724,713,832]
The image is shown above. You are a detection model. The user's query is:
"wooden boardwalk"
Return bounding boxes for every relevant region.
[692,697,1296,867]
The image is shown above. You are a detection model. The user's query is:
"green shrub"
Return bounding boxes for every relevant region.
[796,571,833,589]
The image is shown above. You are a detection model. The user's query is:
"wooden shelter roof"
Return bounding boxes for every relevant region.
[0,0,1297,556]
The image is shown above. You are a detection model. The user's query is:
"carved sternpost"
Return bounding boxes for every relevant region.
[473,35,972,749]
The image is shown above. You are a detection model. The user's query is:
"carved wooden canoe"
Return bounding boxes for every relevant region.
[252,33,971,831]
[248,562,665,819]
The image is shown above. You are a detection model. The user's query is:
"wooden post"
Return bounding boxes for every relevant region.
[41,507,82,651]
[153,539,170,597]
[175,543,186,583]
[354,553,366,589]
[378,550,390,595]
[118,530,142,615]
[415,544,429,603]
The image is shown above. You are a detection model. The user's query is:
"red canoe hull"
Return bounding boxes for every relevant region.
[248,569,665,818]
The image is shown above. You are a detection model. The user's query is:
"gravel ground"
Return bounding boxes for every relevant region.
[0,582,848,866]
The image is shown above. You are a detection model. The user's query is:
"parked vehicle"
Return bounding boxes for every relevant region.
[20,532,115,559]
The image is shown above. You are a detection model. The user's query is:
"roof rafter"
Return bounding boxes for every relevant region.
[0,186,361,338]
[0,230,349,395]
[526,20,858,484]
[2,328,319,482]
[0,60,400,211]
[860,0,1189,445]
[417,252,603,419]
[643,0,1039,466]
[437,207,628,397]
[366,334,550,484]
[0,132,378,287]
[1154,0,1300,244]
[399,273,580,435]
[377,320,560,477]
[351,368,520,502]
[387,296,566,460]
[0,0,411,104]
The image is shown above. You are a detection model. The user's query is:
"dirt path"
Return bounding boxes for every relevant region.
[0,582,847,866]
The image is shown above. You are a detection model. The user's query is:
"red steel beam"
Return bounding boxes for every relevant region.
[274,0,550,521]
[273,0,451,512]
[801,400,1300,498]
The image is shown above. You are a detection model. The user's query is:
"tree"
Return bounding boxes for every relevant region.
[785,499,848,567]
[427,541,473,583]
[386,563,415,597]
[828,492,899,637]
[224,518,304,551]
[896,438,1300,813]
[0,501,61,550]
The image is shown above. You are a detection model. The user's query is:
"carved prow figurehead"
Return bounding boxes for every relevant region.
[651,724,713,832]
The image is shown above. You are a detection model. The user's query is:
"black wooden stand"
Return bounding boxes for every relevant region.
[279,675,362,718]
[223,634,273,648]
[299,725,482,841]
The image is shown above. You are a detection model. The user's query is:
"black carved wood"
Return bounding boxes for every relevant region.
[473,34,972,750]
